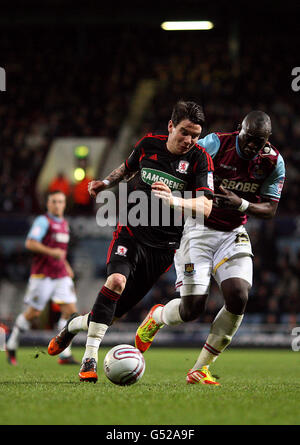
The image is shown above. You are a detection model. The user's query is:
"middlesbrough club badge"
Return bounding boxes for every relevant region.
[115,245,128,257]
[176,160,189,174]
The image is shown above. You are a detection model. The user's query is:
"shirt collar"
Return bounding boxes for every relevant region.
[47,212,63,222]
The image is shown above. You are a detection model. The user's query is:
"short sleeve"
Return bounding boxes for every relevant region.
[197,133,220,159]
[124,137,145,172]
[26,215,49,241]
[193,149,214,197]
[260,154,285,202]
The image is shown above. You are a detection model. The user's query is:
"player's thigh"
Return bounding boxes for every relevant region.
[52,276,77,305]
[212,226,253,277]
[115,248,174,318]
[175,254,213,297]
[106,229,139,280]
[214,254,253,288]
[175,227,215,297]
[24,277,54,311]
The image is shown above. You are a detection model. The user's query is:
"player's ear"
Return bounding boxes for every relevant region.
[168,120,174,133]
[237,123,241,131]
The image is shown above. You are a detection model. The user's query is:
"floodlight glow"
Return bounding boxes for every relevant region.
[75,145,89,158]
[161,21,214,31]
[74,168,86,181]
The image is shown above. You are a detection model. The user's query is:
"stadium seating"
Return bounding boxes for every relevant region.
[0,25,299,325]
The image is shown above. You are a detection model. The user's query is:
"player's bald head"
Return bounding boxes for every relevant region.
[238,111,272,159]
[241,110,272,137]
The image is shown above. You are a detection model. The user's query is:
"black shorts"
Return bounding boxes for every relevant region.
[106,225,175,318]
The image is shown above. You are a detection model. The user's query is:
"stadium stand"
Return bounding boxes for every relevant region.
[0,22,300,333]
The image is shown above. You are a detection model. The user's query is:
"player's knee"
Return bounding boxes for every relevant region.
[225,286,249,314]
[60,304,77,319]
[105,273,127,294]
[179,295,206,322]
[24,306,41,320]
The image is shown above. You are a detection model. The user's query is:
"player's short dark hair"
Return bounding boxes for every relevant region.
[171,100,205,127]
[47,190,66,199]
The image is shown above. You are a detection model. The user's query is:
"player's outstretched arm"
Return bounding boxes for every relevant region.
[25,239,66,259]
[88,162,138,198]
[152,181,213,218]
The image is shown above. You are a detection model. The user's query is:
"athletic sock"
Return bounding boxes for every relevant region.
[152,306,164,324]
[191,305,244,371]
[152,298,183,326]
[82,321,108,362]
[90,286,121,325]
[6,313,30,351]
[81,286,121,363]
[68,313,89,333]
[57,317,68,332]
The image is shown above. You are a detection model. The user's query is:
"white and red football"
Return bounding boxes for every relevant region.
[103,344,145,386]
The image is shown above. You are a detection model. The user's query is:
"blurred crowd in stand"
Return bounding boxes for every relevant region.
[0,25,299,325]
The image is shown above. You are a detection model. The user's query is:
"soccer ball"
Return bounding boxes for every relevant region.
[103,344,145,386]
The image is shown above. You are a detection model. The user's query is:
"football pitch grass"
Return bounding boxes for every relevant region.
[0,347,299,426]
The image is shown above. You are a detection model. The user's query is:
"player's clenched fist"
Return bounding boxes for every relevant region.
[151,181,172,205]
[88,180,107,198]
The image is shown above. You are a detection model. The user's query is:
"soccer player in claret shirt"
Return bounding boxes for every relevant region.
[47,100,214,382]
[6,191,79,365]
[135,110,285,385]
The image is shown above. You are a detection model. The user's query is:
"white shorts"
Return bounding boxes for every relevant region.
[24,276,77,311]
[175,222,253,296]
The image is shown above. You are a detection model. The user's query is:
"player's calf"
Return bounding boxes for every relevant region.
[179,294,207,322]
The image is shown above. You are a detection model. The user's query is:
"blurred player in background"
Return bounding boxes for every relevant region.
[47,100,214,382]
[135,110,285,385]
[6,190,79,365]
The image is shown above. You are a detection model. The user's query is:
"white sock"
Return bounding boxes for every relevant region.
[82,321,108,363]
[59,344,72,359]
[6,313,30,351]
[57,317,67,332]
[152,306,164,324]
[153,298,183,326]
[192,306,244,371]
[68,313,89,333]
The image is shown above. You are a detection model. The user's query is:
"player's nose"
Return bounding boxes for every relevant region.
[184,135,192,145]
[245,143,257,153]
